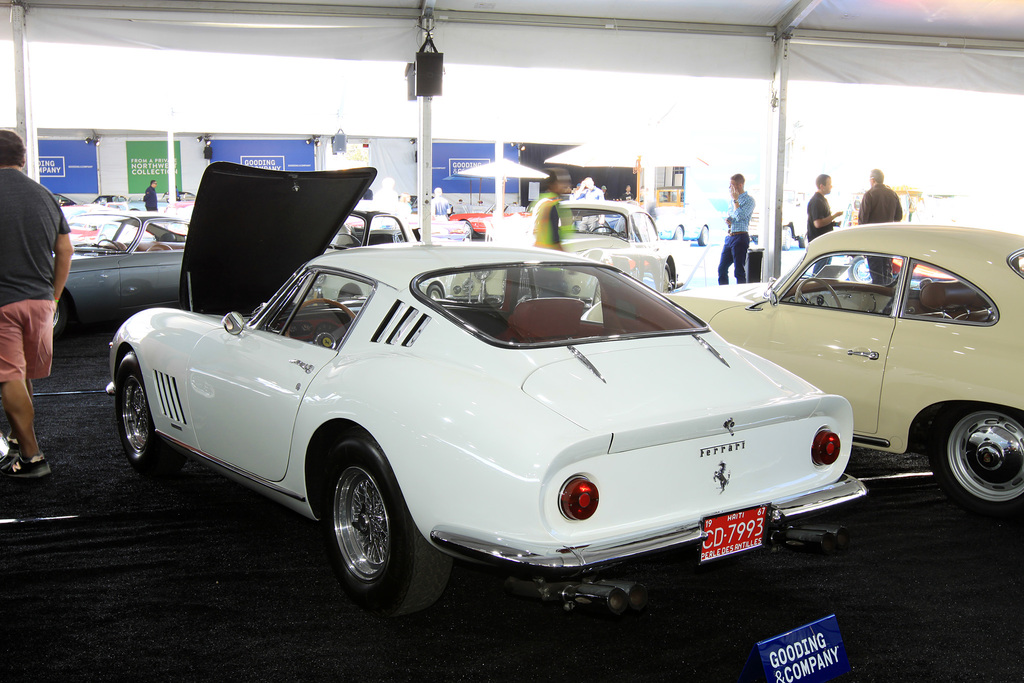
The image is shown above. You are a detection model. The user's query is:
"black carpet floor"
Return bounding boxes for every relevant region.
[2,325,1022,682]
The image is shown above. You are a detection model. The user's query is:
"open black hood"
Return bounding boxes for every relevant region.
[179,162,376,315]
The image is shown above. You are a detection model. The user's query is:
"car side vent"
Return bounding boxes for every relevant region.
[371,300,431,347]
[153,370,187,425]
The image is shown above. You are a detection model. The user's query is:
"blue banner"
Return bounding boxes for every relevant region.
[738,614,851,683]
[209,139,315,172]
[434,142,519,194]
[38,140,98,194]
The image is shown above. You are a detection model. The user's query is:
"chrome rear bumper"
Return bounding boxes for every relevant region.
[430,474,867,576]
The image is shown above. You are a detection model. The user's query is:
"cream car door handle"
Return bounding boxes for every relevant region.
[847,349,880,361]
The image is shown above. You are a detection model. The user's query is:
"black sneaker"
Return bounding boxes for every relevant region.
[1,453,51,479]
[0,436,20,470]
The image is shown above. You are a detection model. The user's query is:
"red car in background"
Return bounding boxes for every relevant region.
[451,205,530,240]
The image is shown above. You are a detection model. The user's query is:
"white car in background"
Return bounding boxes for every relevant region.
[559,199,679,292]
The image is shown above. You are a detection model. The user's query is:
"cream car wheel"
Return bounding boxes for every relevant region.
[930,408,1024,517]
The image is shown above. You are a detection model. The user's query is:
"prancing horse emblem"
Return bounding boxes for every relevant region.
[713,461,731,494]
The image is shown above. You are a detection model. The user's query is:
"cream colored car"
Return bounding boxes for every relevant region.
[672,224,1024,517]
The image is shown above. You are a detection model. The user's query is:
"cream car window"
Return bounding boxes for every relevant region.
[570,210,626,237]
[899,261,997,325]
[1009,251,1024,280]
[633,213,658,243]
[781,252,898,315]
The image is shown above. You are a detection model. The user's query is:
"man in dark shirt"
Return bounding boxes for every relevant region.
[806,174,843,243]
[858,169,903,285]
[143,179,159,211]
[858,169,902,225]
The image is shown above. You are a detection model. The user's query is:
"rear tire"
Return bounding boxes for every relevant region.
[929,406,1024,517]
[115,352,185,476]
[698,225,710,247]
[321,431,452,615]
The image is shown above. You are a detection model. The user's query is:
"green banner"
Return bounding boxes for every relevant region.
[126,141,183,194]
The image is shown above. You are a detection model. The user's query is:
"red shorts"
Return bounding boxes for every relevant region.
[0,299,56,382]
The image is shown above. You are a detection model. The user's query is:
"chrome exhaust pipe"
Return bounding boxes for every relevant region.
[593,579,649,612]
[504,577,646,615]
[772,524,849,555]
[563,582,630,615]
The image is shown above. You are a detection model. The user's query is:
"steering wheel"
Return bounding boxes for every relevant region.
[298,298,355,319]
[592,226,615,235]
[97,239,123,251]
[794,278,843,309]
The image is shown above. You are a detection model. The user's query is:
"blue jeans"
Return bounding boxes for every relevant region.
[718,231,750,285]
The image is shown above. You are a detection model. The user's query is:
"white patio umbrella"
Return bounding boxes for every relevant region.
[454,158,546,240]
[455,158,548,179]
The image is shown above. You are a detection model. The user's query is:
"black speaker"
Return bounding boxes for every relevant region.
[202,144,213,159]
[415,51,443,97]
[332,131,347,154]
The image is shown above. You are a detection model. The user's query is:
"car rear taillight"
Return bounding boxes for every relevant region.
[560,476,599,520]
[811,430,841,466]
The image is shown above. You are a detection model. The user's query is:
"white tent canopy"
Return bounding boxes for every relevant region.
[6,0,1024,277]
[8,1,1024,94]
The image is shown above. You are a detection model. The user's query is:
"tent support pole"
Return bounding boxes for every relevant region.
[765,34,790,281]
[418,95,433,245]
[12,3,39,180]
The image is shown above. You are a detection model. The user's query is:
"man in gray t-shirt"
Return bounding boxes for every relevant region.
[0,129,73,478]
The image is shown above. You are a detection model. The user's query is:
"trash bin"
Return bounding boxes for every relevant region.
[746,247,764,283]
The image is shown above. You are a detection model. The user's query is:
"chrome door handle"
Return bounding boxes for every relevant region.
[847,349,880,360]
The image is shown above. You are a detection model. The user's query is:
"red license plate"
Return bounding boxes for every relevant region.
[699,505,767,564]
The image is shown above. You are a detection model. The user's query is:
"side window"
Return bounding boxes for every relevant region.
[266,273,313,334]
[110,218,142,246]
[633,213,658,244]
[900,261,997,325]
[781,252,899,315]
[278,271,372,348]
[1009,251,1024,280]
[330,215,367,249]
[367,214,408,245]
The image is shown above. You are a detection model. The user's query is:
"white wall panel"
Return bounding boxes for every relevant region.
[790,41,1024,97]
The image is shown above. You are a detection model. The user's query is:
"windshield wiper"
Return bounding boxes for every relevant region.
[693,334,730,368]
[567,345,606,383]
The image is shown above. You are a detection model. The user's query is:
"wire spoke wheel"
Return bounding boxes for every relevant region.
[333,466,391,581]
[121,375,150,453]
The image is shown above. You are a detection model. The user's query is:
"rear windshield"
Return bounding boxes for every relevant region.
[415,263,704,346]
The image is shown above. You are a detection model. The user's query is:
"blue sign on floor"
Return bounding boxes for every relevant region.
[738,614,850,683]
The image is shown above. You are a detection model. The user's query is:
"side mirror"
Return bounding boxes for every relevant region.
[765,279,779,307]
[222,311,245,336]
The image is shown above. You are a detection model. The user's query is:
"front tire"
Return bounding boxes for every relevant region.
[53,297,69,339]
[322,432,452,615]
[115,353,185,475]
[929,407,1024,517]
[426,282,445,301]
